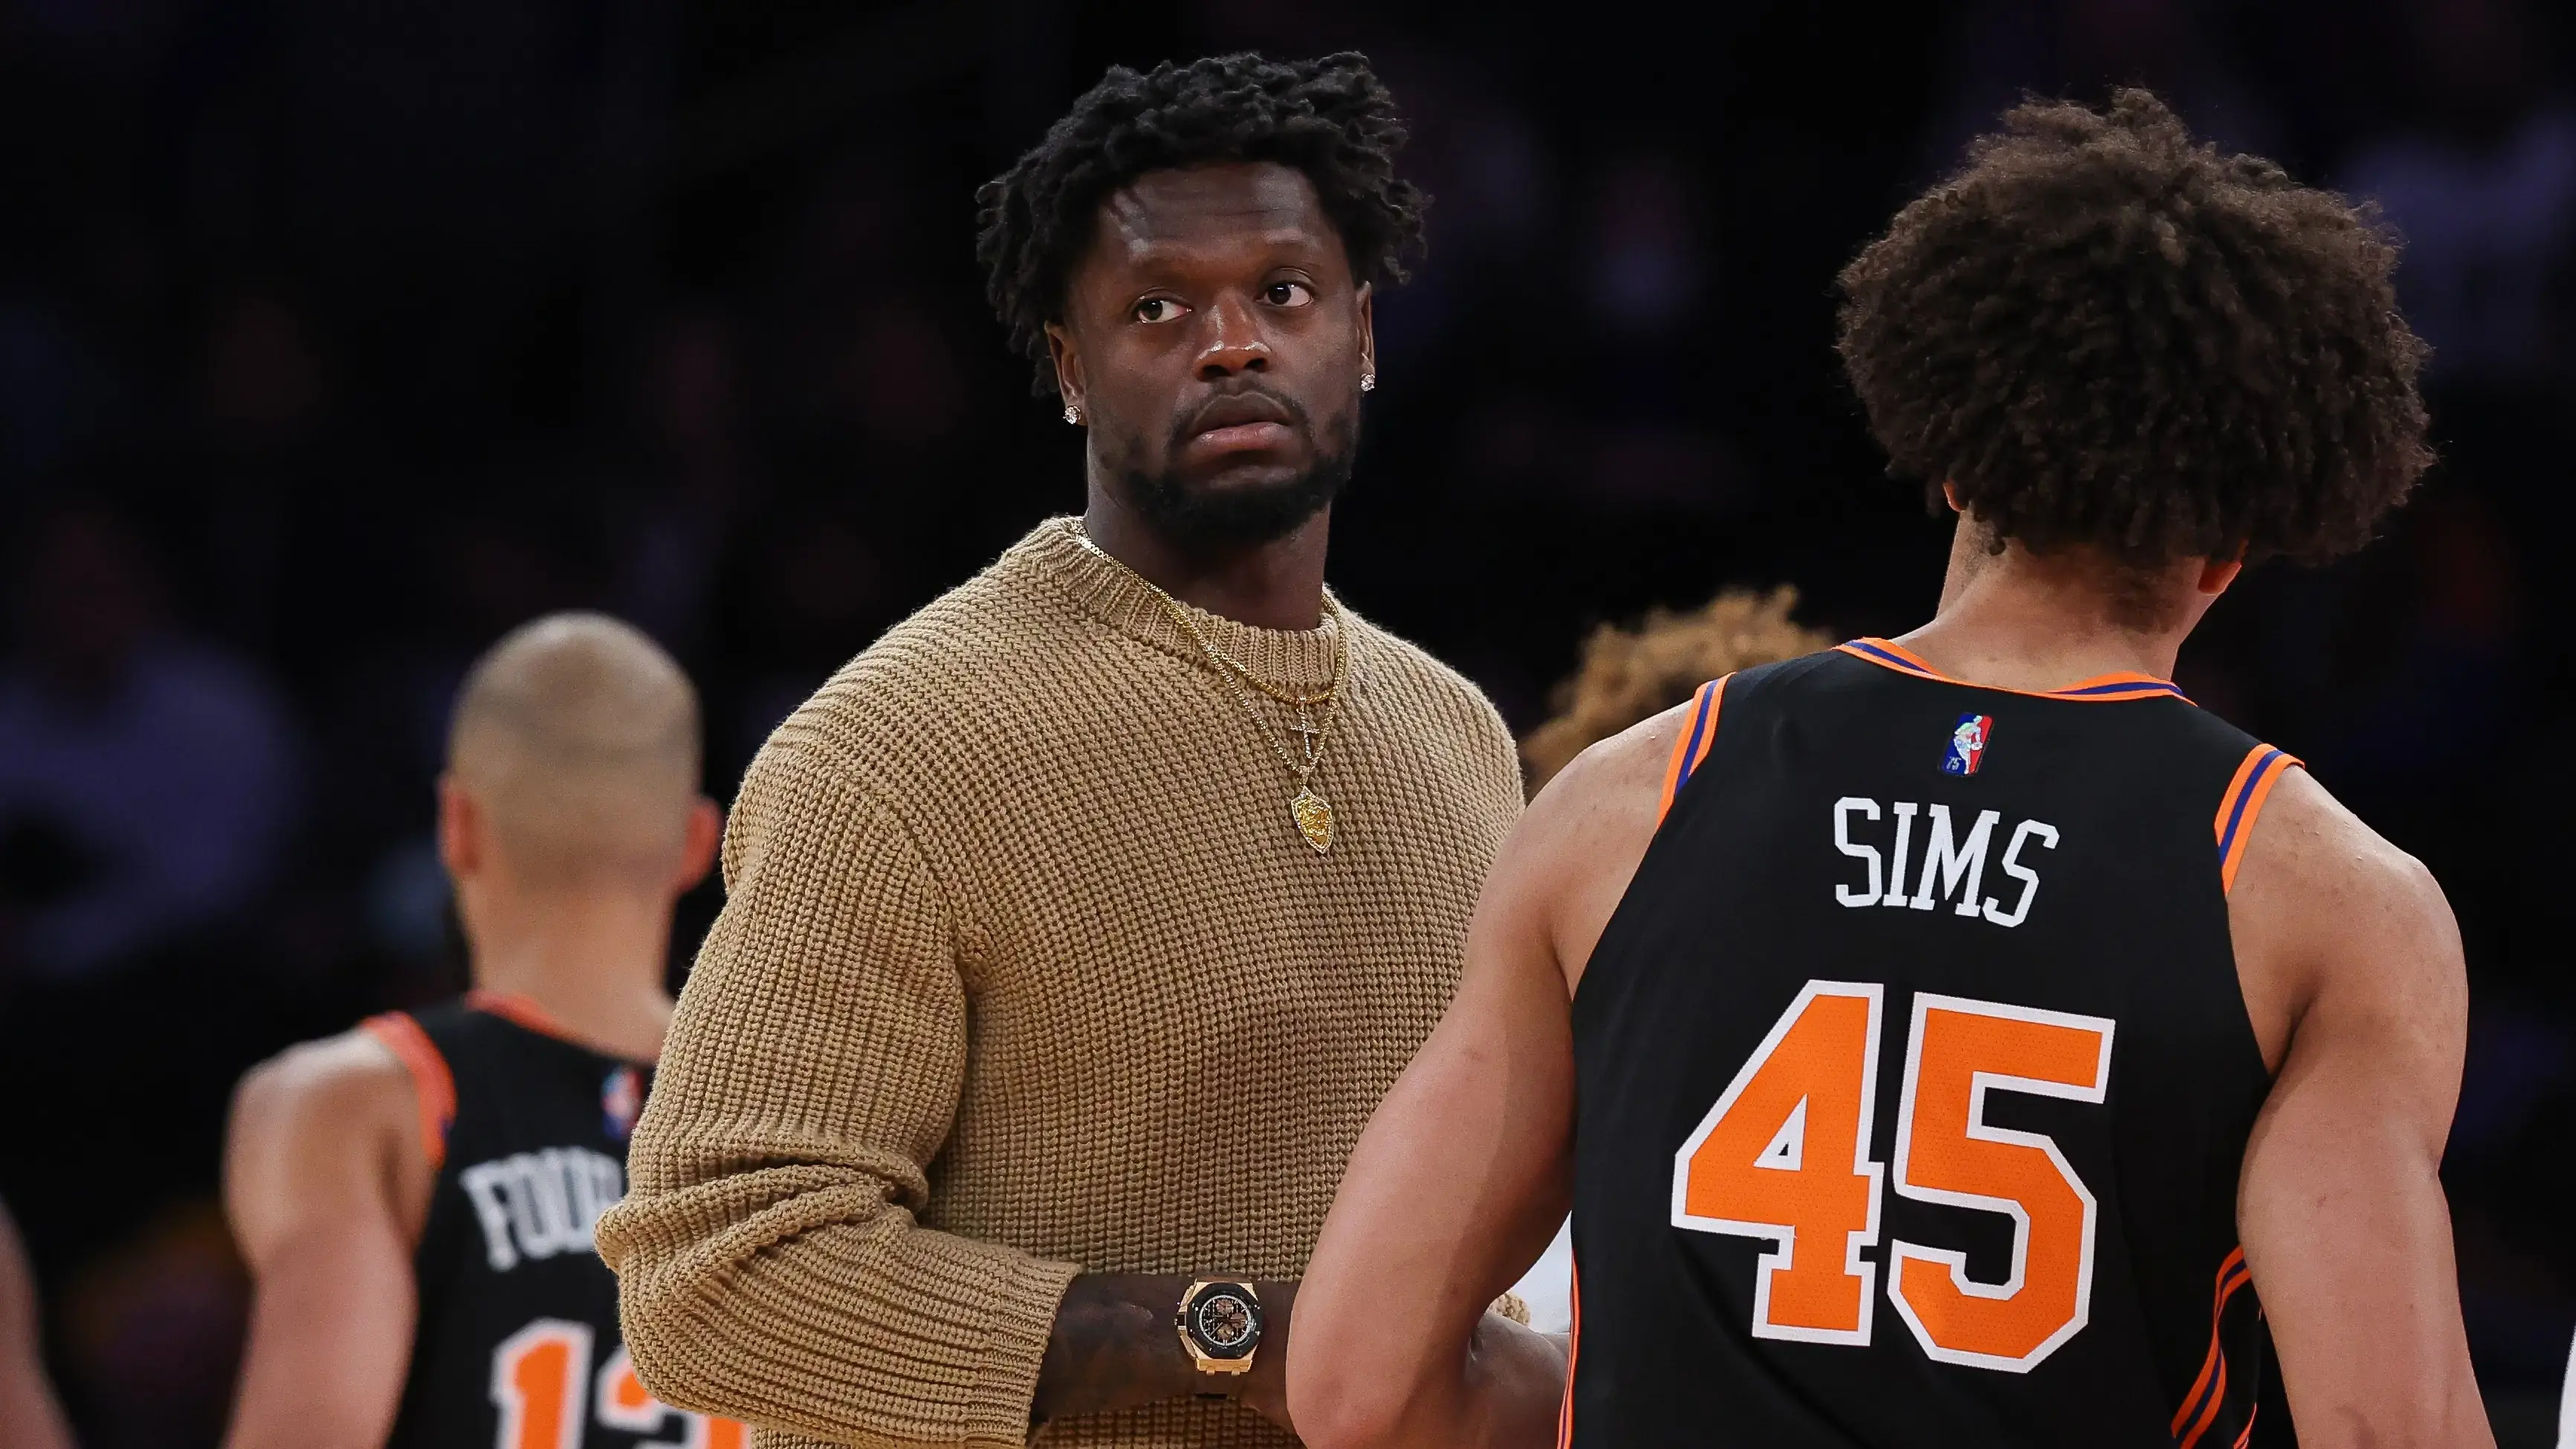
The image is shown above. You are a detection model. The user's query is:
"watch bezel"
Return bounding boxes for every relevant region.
[1176,1279,1264,1366]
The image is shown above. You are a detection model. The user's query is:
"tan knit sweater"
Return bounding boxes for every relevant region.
[596,518,1522,1449]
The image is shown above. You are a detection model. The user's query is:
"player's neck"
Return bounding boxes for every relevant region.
[1898,530,2202,691]
[1080,488,1330,632]
[464,885,677,1063]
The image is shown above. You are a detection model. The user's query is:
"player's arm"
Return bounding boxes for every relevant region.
[221,1032,431,1449]
[2231,769,2492,1448]
[0,1197,74,1449]
[1291,703,1689,1449]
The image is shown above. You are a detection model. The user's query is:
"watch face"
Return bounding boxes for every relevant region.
[1189,1286,1263,1359]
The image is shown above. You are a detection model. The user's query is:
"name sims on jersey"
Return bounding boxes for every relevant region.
[459,1145,626,1272]
[1832,797,2059,928]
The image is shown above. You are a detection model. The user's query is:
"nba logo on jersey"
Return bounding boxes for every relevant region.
[602,1066,644,1142]
[1942,713,1993,775]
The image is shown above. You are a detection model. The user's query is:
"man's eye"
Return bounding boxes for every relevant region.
[1263,282,1315,307]
[1133,297,1189,323]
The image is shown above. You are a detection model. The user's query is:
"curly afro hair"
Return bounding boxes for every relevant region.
[1521,586,1832,794]
[1836,88,2431,567]
[975,51,1427,397]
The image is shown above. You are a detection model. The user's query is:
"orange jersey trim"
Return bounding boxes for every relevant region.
[1836,638,2193,703]
[1656,677,1729,825]
[466,988,569,1040]
[2214,746,2300,894]
[467,987,661,1065]
[2172,1246,2253,1448]
[1555,1261,1581,1449]
[359,1011,457,1174]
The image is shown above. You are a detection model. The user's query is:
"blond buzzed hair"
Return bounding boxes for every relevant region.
[448,613,702,885]
[1521,587,1834,793]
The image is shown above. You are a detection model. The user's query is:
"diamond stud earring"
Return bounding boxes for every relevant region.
[1064,404,1081,425]
[1360,372,1376,393]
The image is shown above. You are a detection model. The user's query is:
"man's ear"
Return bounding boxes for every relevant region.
[437,776,482,882]
[672,797,722,894]
[1355,280,1376,381]
[1941,480,1965,513]
[1044,322,1086,414]
[2198,555,2246,596]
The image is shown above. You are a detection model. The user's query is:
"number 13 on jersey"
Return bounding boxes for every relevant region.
[1671,981,2115,1372]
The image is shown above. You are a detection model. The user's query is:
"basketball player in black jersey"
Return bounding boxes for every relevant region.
[219,614,743,1449]
[1292,91,2487,1448]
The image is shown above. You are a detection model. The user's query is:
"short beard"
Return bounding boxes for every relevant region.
[1119,450,1352,550]
[1116,399,1358,549]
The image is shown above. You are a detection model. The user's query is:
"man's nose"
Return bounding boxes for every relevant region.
[1194,294,1272,379]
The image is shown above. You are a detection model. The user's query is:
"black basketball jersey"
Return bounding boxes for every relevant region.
[360,992,744,1449]
[1564,642,2300,1449]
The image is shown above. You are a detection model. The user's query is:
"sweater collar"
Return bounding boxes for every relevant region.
[1012,516,1346,696]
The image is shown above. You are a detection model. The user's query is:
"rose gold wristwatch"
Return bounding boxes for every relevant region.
[1175,1279,1263,1386]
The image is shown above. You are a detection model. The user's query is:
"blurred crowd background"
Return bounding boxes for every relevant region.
[2,0,2573,1442]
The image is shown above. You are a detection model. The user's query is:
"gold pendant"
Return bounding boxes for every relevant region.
[1289,787,1334,853]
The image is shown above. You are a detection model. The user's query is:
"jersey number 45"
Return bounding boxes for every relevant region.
[1671,980,2114,1373]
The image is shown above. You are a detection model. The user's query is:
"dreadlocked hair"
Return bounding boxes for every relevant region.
[1836,88,2431,567]
[975,51,1427,397]
[1521,587,1834,794]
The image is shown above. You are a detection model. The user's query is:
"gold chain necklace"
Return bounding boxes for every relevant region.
[1071,522,1346,853]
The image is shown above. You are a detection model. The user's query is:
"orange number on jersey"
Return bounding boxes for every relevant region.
[494,1326,750,1449]
[1887,994,2114,1371]
[1670,981,1886,1343]
[492,1320,594,1449]
[1671,983,2117,1371]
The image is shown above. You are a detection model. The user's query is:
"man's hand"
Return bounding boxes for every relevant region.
[1035,1275,1300,1431]
[1035,1274,1300,1431]
[1034,1274,1541,1439]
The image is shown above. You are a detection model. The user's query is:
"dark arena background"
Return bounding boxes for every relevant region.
[3,0,2572,1442]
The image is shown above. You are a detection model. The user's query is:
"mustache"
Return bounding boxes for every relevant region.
[1168,384,1310,448]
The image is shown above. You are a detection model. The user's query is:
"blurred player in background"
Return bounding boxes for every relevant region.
[1295,91,2482,1448]
[0,1198,76,1449]
[219,614,740,1449]
[1521,587,1834,794]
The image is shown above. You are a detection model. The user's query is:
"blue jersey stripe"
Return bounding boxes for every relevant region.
[2214,748,2285,865]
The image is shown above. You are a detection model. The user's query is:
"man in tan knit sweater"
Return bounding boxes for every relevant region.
[595,52,1546,1448]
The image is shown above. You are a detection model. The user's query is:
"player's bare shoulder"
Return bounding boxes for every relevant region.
[1508,694,1706,994]
[1533,694,1697,830]
[226,1027,435,1254]
[2226,764,2465,1071]
[231,1029,418,1149]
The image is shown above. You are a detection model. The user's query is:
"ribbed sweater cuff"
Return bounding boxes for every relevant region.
[963,1251,1084,1444]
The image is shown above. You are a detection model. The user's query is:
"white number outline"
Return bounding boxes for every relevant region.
[494,1323,740,1449]
[596,1344,685,1442]
[1885,993,2116,1372]
[1668,980,1887,1346]
[491,1319,593,1449]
